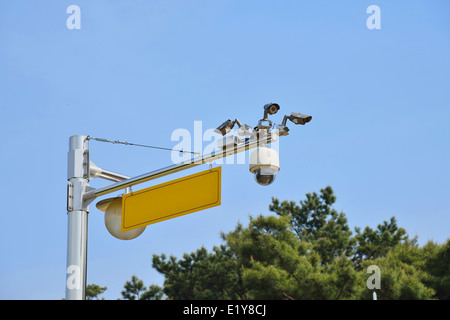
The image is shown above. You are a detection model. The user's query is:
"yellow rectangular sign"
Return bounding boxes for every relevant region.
[121,167,221,232]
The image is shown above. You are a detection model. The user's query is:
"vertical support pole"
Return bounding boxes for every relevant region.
[66,135,90,300]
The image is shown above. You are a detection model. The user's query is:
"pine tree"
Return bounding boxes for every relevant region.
[121,275,164,300]
[148,186,446,300]
[269,186,354,265]
[85,283,107,300]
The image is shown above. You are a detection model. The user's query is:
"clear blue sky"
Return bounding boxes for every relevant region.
[0,1,449,299]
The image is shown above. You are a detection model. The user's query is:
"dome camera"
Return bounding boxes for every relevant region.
[253,167,277,186]
[249,147,280,186]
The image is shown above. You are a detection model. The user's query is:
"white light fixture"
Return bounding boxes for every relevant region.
[96,197,146,240]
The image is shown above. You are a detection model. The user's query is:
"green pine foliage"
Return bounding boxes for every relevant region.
[116,186,449,300]
[85,284,107,300]
[121,275,163,300]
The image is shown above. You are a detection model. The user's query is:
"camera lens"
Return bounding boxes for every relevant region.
[254,168,276,186]
[263,103,280,115]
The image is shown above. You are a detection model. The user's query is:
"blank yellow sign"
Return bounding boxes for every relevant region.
[121,167,221,232]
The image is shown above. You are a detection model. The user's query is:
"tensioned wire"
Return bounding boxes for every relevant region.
[86,136,199,155]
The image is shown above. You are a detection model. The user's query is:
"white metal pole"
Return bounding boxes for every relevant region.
[66,135,90,300]
[64,132,275,299]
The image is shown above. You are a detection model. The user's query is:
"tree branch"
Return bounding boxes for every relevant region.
[282,290,295,300]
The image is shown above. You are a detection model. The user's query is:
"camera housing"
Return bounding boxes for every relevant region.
[214,119,235,136]
[253,167,277,186]
[249,147,280,186]
[263,103,280,116]
[287,112,312,125]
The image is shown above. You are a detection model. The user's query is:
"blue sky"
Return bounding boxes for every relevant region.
[0,1,449,299]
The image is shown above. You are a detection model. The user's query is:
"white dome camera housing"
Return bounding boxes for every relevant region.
[249,147,280,186]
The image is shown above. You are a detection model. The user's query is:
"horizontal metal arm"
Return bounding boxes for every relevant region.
[95,169,130,182]
[89,161,130,182]
[83,135,273,201]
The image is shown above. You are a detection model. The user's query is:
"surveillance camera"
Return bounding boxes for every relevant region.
[288,112,312,125]
[249,147,280,186]
[253,168,277,186]
[263,103,280,115]
[214,119,235,136]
